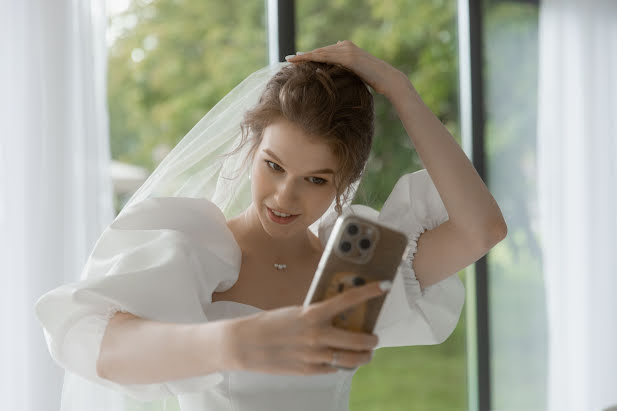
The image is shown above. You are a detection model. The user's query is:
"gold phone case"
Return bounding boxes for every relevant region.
[303,211,409,335]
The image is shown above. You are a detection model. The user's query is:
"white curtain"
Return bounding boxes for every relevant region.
[0,1,114,410]
[537,1,617,411]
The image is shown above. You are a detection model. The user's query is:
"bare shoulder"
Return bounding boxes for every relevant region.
[225,215,247,248]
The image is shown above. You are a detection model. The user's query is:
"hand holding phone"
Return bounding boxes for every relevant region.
[228,281,391,375]
[229,213,408,376]
[304,212,409,334]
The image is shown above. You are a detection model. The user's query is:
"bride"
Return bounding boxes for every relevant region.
[34,40,506,411]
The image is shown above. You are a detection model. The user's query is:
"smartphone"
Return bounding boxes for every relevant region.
[303,210,409,335]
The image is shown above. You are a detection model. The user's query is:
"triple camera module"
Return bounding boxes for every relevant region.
[335,217,379,264]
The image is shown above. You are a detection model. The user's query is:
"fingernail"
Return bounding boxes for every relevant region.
[379,280,392,292]
[284,55,295,60]
[296,51,305,55]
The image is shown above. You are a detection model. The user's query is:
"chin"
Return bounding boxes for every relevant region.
[262,210,304,237]
[263,226,298,240]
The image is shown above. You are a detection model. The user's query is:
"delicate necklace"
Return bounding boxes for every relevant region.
[245,210,288,271]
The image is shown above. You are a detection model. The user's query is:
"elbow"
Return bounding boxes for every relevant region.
[483,220,508,248]
[494,220,508,241]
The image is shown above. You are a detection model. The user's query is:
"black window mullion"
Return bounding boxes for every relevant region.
[266,0,296,64]
[469,0,491,410]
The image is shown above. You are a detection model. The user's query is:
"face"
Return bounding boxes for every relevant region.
[250,117,340,239]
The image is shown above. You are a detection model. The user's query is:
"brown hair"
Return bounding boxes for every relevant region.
[223,61,374,215]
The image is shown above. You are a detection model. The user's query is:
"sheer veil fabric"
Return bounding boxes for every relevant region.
[60,61,363,410]
[121,61,361,224]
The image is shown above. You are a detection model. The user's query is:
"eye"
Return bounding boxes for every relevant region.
[265,160,283,172]
[308,177,328,185]
[264,160,328,186]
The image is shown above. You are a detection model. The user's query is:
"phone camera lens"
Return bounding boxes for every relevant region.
[340,241,352,252]
[347,224,359,235]
[359,238,371,250]
[353,277,366,286]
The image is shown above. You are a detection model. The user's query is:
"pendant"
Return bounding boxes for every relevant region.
[274,263,287,270]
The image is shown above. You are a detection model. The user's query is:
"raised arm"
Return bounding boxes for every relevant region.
[287,41,507,242]
[384,73,507,242]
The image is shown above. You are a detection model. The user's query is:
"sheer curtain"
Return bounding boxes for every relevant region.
[0,1,114,410]
[537,1,617,410]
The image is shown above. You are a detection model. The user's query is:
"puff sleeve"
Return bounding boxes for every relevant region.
[318,169,465,348]
[33,197,242,402]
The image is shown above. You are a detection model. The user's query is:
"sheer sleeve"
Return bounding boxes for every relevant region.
[318,169,465,348]
[33,197,241,402]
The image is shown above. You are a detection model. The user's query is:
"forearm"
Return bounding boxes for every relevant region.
[385,72,507,240]
[97,312,239,385]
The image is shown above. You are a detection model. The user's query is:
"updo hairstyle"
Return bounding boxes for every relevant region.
[223,61,375,215]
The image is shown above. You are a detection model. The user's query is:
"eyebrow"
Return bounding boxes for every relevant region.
[263,149,335,175]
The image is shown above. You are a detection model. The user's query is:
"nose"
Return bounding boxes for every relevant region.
[274,178,299,209]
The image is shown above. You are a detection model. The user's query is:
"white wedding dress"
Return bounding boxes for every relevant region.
[34,169,465,411]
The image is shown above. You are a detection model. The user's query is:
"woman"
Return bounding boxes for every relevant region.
[34,41,506,410]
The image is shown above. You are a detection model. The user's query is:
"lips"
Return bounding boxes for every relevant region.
[267,207,300,224]
[267,206,299,216]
